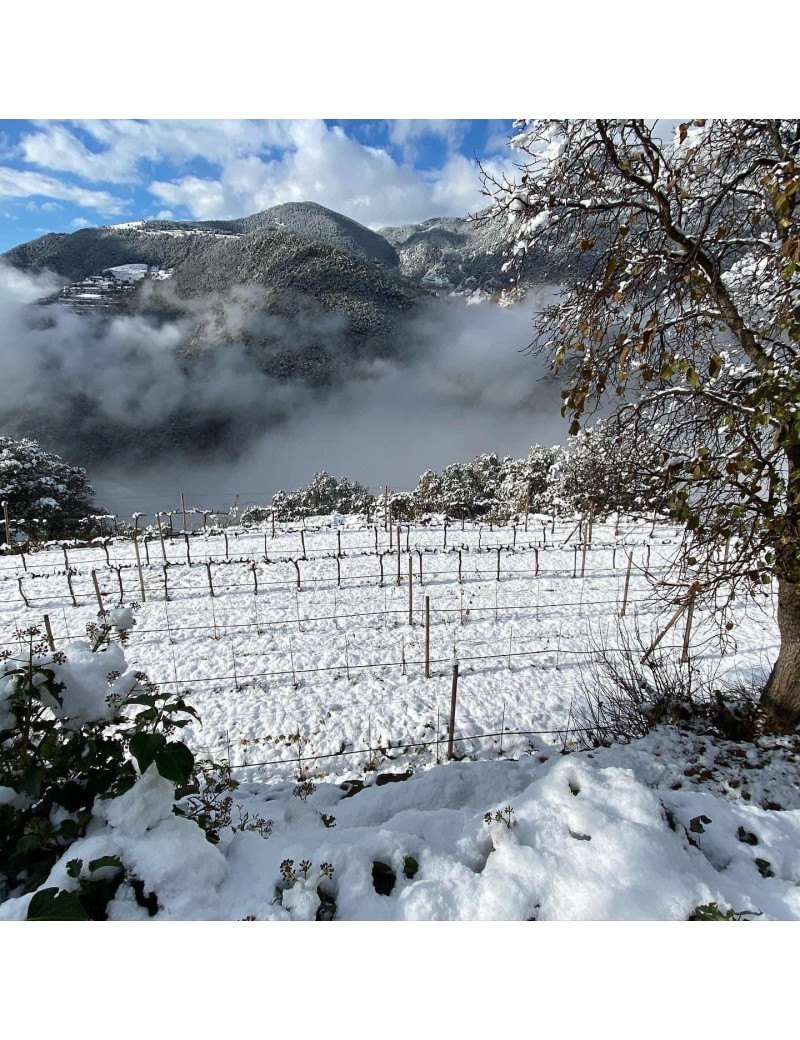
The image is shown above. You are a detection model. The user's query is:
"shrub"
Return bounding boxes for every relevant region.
[0,617,197,904]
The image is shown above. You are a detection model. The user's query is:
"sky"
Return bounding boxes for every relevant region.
[0,118,515,253]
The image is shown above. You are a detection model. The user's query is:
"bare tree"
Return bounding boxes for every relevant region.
[482,119,800,725]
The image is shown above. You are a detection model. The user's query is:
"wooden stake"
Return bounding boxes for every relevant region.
[181,492,187,533]
[443,522,448,549]
[417,549,423,584]
[641,602,687,663]
[408,555,413,625]
[496,546,501,582]
[91,570,105,614]
[383,486,389,531]
[620,550,633,617]
[337,529,342,559]
[43,614,56,652]
[162,564,170,602]
[425,595,431,678]
[157,513,168,563]
[396,524,401,586]
[133,534,146,603]
[336,554,341,588]
[447,662,459,760]
[458,550,463,583]
[580,540,588,579]
[2,500,10,547]
[681,591,696,664]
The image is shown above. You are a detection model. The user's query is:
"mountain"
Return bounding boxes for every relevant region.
[0,200,578,467]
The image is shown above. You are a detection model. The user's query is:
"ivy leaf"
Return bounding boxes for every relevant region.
[27,888,89,921]
[128,732,166,774]
[153,742,194,786]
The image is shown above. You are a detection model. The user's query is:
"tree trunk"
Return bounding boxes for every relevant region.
[763,576,800,725]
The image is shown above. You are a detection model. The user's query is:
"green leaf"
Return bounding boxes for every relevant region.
[26,888,89,921]
[88,855,124,875]
[153,742,194,786]
[66,859,83,879]
[568,419,581,436]
[128,732,166,774]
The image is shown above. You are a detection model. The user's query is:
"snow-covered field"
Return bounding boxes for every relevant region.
[3,513,798,921]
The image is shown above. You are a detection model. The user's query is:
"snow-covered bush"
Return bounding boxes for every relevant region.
[270,471,375,520]
[0,436,97,540]
[0,617,199,916]
[553,426,664,517]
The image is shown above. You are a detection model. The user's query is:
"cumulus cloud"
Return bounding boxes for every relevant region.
[9,119,516,231]
[0,166,126,213]
[149,120,511,228]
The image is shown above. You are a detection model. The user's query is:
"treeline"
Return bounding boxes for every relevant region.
[243,427,665,525]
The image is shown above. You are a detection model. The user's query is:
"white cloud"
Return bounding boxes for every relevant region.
[20,119,297,184]
[0,166,126,213]
[70,216,91,229]
[149,121,506,228]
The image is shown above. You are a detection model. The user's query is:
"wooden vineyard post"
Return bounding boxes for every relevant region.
[2,500,10,547]
[496,546,501,582]
[443,522,448,549]
[205,562,215,598]
[43,614,56,652]
[396,525,401,586]
[157,513,168,563]
[383,486,389,531]
[534,546,539,577]
[580,539,588,579]
[425,595,431,678]
[337,529,342,559]
[162,565,170,602]
[374,526,378,554]
[91,570,105,615]
[336,556,341,588]
[512,524,517,550]
[417,549,423,584]
[458,550,463,584]
[641,602,688,663]
[133,534,146,603]
[447,662,459,760]
[271,510,276,538]
[681,584,700,664]
[408,556,413,625]
[572,545,578,578]
[620,550,633,617]
[181,492,187,533]
[587,508,594,550]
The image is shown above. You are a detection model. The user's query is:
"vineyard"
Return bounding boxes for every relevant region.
[0,510,779,783]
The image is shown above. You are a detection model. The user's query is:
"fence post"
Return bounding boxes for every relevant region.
[620,550,633,617]
[337,529,342,559]
[425,595,431,678]
[408,556,413,625]
[580,540,588,579]
[447,662,459,760]
[157,513,168,563]
[681,592,696,664]
[133,533,146,603]
[496,546,501,582]
[91,570,105,614]
[336,556,341,588]
[396,524,401,586]
[181,492,187,534]
[43,614,56,651]
[458,550,463,584]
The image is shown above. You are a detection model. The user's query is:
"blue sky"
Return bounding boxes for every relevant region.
[0,119,515,253]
